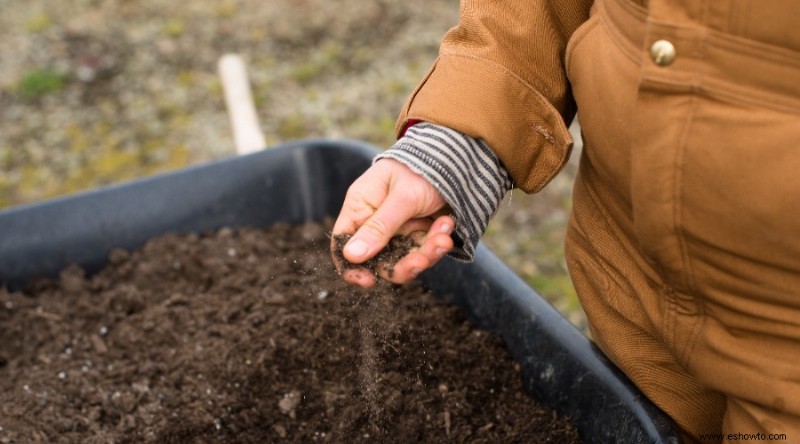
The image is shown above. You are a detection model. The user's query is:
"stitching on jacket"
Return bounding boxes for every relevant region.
[565,14,601,76]
[673,95,698,295]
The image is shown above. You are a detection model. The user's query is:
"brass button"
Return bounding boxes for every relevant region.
[650,40,676,66]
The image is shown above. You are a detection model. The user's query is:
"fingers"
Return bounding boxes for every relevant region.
[330,158,452,287]
[331,161,412,264]
[378,215,455,285]
[342,199,417,264]
[338,162,437,265]
[335,215,455,288]
[340,268,379,288]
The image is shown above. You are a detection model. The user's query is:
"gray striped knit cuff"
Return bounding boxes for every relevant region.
[375,122,513,262]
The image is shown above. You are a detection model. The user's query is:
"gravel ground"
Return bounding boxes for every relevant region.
[0,0,585,330]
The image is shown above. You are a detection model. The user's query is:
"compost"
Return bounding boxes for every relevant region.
[0,221,582,444]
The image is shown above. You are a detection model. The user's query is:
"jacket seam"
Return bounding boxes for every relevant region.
[673,95,699,295]
[565,14,601,76]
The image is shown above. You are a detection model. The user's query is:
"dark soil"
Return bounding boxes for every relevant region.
[0,221,582,444]
[331,233,417,278]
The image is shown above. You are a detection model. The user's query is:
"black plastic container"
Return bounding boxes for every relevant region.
[0,140,681,443]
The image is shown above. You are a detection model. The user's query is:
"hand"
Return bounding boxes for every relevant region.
[331,158,455,287]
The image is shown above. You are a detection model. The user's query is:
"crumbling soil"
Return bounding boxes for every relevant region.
[0,221,582,444]
[331,233,417,278]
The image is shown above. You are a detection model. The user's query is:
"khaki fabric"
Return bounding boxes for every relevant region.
[567,0,800,440]
[396,0,593,192]
[399,0,800,441]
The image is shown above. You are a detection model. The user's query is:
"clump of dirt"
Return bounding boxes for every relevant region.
[331,233,417,277]
[0,221,583,444]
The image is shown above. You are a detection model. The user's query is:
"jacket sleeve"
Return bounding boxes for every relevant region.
[377,122,513,262]
[396,0,593,192]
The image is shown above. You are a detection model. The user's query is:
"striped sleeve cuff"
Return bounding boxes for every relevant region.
[375,122,513,262]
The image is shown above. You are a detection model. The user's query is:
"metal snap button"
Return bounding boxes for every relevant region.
[650,40,676,66]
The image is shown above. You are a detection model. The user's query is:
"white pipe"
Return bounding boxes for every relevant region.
[218,54,266,155]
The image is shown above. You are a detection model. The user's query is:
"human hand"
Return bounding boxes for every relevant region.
[331,158,455,287]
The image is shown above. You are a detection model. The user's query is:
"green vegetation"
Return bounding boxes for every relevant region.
[162,18,186,37]
[276,113,309,139]
[18,68,66,99]
[25,12,52,32]
[291,62,321,85]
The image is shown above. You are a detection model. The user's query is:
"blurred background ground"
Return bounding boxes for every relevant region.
[0,0,586,331]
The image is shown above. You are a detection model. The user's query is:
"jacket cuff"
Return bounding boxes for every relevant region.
[396,53,574,193]
[376,123,512,262]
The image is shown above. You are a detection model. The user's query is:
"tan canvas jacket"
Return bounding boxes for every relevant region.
[396,0,800,193]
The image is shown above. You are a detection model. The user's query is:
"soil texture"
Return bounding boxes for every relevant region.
[331,233,417,278]
[0,221,582,444]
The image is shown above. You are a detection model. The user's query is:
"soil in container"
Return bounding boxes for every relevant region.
[0,221,583,444]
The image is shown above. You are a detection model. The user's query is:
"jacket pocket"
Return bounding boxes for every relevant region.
[565,13,601,81]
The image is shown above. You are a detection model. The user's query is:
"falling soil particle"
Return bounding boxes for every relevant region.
[0,221,583,444]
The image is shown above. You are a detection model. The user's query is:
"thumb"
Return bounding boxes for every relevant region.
[343,191,418,264]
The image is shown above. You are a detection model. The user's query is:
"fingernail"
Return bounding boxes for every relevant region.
[345,239,368,258]
[410,268,422,278]
[440,223,452,234]
[435,248,447,257]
